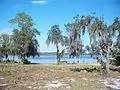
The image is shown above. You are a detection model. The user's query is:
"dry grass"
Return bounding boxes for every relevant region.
[0,63,118,90]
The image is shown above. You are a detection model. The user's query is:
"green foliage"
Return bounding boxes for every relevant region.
[21,59,31,64]
[0,12,120,67]
[65,15,92,58]
[70,66,102,73]
[111,45,120,66]
[112,54,120,66]
[65,15,120,73]
[0,12,40,64]
[9,12,34,28]
[46,25,68,64]
[114,55,120,65]
[46,25,64,46]
[9,12,40,63]
[0,34,11,60]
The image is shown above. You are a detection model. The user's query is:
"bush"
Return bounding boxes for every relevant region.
[5,60,18,63]
[70,66,102,73]
[21,59,31,64]
[6,59,11,62]
[111,48,120,66]
[112,55,120,66]
[58,60,67,65]
[0,59,18,63]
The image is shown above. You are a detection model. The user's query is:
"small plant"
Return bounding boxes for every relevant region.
[21,59,31,64]
[111,52,120,66]
[70,66,102,73]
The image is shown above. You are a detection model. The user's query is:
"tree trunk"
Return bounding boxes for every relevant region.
[106,61,110,74]
[76,54,80,64]
[13,53,15,61]
[21,55,29,64]
[105,47,110,74]
[100,50,109,74]
[56,45,60,64]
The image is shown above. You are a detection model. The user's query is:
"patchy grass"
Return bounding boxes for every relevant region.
[0,63,119,90]
[71,81,101,90]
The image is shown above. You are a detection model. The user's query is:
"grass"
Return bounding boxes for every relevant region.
[71,81,104,90]
[0,63,116,90]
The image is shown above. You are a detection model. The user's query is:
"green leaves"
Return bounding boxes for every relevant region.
[46,25,69,64]
[46,25,65,47]
[8,12,40,62]
[65,15,87,58]
[9,12,33,28]
[0,34,11,59]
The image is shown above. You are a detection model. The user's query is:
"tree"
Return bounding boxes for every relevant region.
[0,34,11,60]
[0,33,17,61]
[65,15,85,63]
[65,15,119,73]
[46,25,67,64]
[91,17,111,73]
[9,12,40,64]
[85,45,91,54]
[110,17,120,66]
[83,16,119,73]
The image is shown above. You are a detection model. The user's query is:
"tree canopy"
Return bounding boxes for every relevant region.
[0,12,40,64]
[46,25,68,64]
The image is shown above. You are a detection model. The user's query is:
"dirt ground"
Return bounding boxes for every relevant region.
[0,64,120,90]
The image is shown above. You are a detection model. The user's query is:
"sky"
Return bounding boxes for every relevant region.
[0,0,120,52]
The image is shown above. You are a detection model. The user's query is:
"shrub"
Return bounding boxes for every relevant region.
[70,66,102,73]
[112,55,120,66]
[111,53,120,66]
[21,59,31,64]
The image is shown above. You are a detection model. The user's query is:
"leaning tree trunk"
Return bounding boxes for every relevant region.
[21,54,29,64]
[12,53,15,61]
[56,45,60,64]
[106,60,110,74]
[105,46,111,74]
[100,48,110,75]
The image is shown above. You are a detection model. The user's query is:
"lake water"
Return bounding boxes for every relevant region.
[28,55,97,64]
[5,55,97,64]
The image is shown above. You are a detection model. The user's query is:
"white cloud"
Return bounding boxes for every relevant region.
[32,0,48,5]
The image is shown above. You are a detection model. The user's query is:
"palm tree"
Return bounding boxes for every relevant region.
[46,25,65,64]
